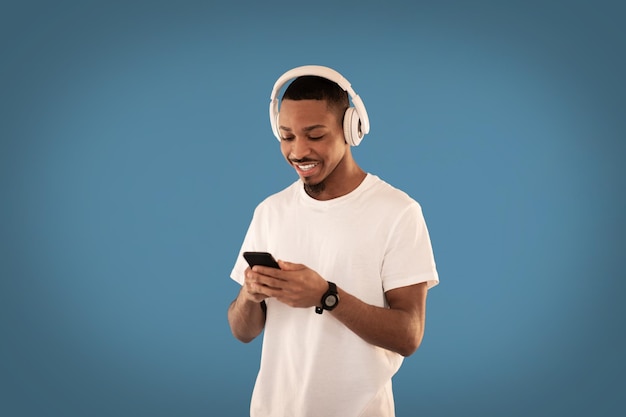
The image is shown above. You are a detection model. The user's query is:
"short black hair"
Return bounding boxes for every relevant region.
[282,76,349,120]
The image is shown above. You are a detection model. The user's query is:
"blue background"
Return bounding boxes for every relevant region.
[1,0,624,416]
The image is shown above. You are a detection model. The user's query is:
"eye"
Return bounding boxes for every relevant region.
[308,135,324,141]
[280,135,295,142]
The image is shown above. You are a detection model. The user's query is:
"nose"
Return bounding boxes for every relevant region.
[288,136,311,160]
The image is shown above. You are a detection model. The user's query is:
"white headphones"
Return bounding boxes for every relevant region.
[269,65,370,147]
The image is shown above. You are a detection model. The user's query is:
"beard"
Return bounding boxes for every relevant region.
[303,180,326,197]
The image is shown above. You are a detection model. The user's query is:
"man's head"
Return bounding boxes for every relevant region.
[277,77,360,200]
[269,65,370,147]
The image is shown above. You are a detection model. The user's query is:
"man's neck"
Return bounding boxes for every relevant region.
[305,166,367,201]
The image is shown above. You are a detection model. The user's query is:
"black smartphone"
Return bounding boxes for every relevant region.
[243,251,280,269]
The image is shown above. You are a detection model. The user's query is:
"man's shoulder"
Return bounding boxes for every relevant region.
[366,174,420,208]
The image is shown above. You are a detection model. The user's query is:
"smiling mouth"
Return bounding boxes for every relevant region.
[295,162,318,171]
[291,160,320,177]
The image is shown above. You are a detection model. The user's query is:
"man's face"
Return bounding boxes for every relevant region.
[278,99,348,196]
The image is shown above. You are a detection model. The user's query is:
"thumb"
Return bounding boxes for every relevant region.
[277,260,304,271]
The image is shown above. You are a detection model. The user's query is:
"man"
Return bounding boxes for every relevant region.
[227,65,439,417]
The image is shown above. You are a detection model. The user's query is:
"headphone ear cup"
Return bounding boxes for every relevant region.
[343,107,362,146]
[274,112,281,141]
[270,99,281,141]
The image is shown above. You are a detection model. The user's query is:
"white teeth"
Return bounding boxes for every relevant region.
[297,163,317,171]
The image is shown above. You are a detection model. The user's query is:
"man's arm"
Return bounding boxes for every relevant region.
[227,268,269,343]
[331,282,427,357]
[245,261,429,357]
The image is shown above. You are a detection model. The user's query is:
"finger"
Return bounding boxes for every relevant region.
[245,280,273,298]
[247,268,285,289]
[255,274,285,290]
[246,267,276,284]
[250,282,282,299]
[252,265,286,279]
[276,260,305,271]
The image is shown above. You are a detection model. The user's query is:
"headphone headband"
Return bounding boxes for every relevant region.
[269,65,370,146]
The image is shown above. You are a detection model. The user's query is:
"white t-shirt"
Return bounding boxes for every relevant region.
[231,174,439,417]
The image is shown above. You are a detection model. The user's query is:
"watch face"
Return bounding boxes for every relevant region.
[324,294,338,308]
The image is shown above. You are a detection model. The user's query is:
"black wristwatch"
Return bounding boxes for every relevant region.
[315,281,339,314]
